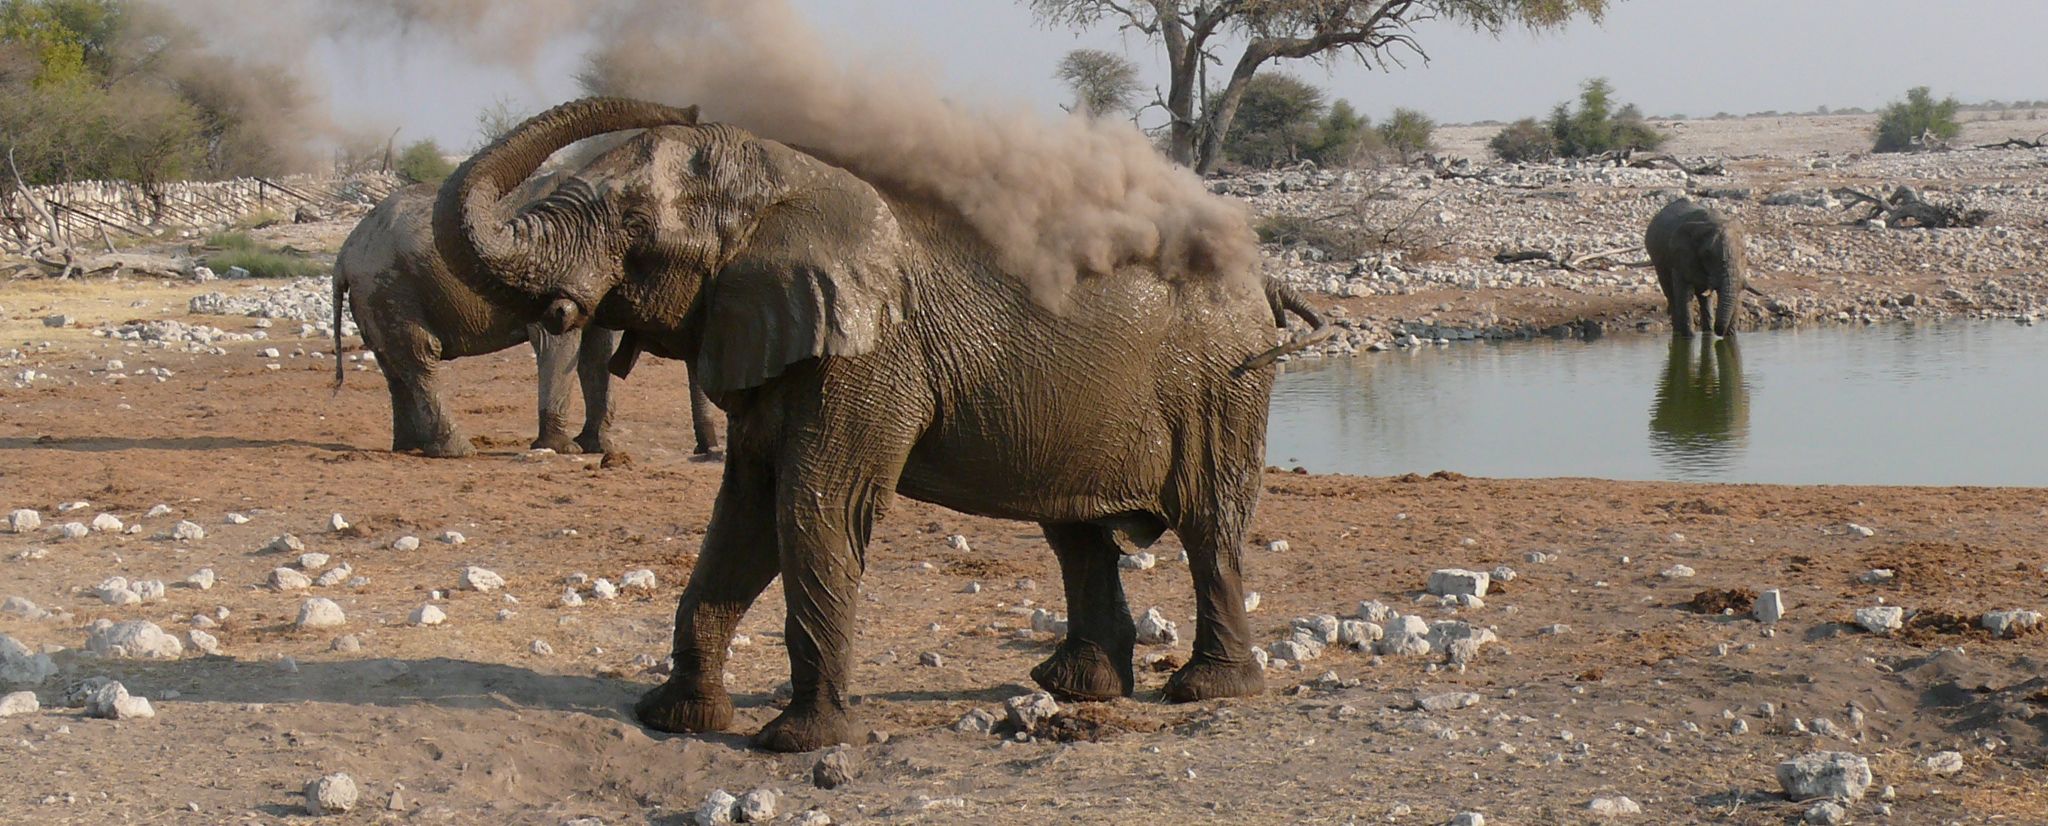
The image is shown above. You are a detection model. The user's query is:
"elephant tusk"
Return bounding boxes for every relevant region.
[1235,324,1336,376]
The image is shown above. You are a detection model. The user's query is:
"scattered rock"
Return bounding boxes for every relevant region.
[0,634,56,685]
[265,534,305,554]
[736,789,778,823]
[695,789,738,825]
[945,534,971,552]
[1846,523,1875,538]
[1448,813,1486,826]
[1337,619,1383,648]
[1755,589,1785,623]
[170,520,206,541]
[94,577,140,605]
[813,747,860,789]
[131,580,166,603]
[84,680,154,720]
[58,522,88,539]
[1660,564,1696,579]
[145,504,173,518]
[409,605,447,626]
[270,567,312,591]
[1587,796,1642,817]
[620,569,657,591]
[328,513,350,532]
[953,708,997,734]
[0,690,38,716]
[530,639,554,656]
[460,566,506,592]
[1922,750,1964,777]
[314,564,353,587]
[1416,692,1480,712]
[331,635,362,653]
[1980,609,2042,637]
[1854,606,1903,634]
[298,552,330,570]
[1356,600,1396,624]
[1804,801,1847,825]
[1427,568,1491,597]
[1135,607,1178,645]
[1117,552,1156,571]
[440,531,466,544]
[304,773,359,815]
[1266,539,1290,553]
[391,535,420,552]
[297,598,347,629]
[0,597,49,622]
[4,509,40,533]
[188,629,223,656]
[1004,691,1060,730]
[1859,568,1896,585]
[224,512,251,525]
[86,620,184,659]
[558,588,585,607]
[1778,751,1873,801]
[89,513,123,533]
[1243,591,1261,613]
[186,569,216,590]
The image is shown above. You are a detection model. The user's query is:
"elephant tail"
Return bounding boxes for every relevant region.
[331,270,348,393]
[1237,280,1336,375]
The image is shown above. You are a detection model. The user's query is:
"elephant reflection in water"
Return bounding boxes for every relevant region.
[1649,336,1750,476]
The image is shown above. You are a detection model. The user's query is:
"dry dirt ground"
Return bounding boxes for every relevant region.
[1,275,2045,826]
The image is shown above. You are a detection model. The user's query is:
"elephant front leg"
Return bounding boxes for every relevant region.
[636,455,779,733]
[1030,522,1136,701]
[754,469,894,753]
[686,366,722,456]
[529,325,583,454]
[573,326,620,454]
[1696,294,1715,339]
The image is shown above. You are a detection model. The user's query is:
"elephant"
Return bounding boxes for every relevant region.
[1648,335,1749,477]
[431,98,1327,752]
[331,181,720,457]
[1645,197,1755,338]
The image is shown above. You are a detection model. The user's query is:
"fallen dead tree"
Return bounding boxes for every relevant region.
[1493,245,1649,272]
[1976,133,2047,150]
[1832,185,1990,229]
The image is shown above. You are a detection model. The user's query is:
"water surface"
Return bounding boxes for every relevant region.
[1266,322,2048,486]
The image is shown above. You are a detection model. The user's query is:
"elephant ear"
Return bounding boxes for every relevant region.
[695,177,906,395]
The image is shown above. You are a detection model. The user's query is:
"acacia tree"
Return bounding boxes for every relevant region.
[1028,0,1609,173]
[1055,48,1143,117]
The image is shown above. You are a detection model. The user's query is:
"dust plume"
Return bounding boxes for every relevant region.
[581,0,1259,303]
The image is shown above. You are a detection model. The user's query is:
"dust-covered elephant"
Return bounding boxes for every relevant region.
[332,182,719,457]
[431,98,1325,752]
[1646,197,1752,338]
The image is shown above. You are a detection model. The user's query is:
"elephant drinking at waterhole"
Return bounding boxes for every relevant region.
[1645,197,1758,338]
[432,98,1327,752]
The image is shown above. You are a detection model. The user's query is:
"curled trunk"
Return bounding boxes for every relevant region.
[432,97,699,303]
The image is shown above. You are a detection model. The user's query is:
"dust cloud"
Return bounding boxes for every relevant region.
[179,0,1259,300]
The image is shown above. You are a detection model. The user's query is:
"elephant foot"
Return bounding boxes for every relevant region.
[753,697,856,753]
[1030,639,1133,701]
[634,678,733,733]
[530,432,584,455]
[692,440,721,457]
[420,435,475,459]
[574,431,613,455]
[688,449,726,464]
[1163,654,1266,703]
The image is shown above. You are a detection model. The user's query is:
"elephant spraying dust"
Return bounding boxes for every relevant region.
[1645,197,1758,338]
[433,98,1327,752]
[332,182,720,458]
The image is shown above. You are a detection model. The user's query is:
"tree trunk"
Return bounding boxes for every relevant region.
[1192,47,1273,175]
[1160,15,1199,168]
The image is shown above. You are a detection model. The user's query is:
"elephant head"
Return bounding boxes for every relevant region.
[433,97,908,398]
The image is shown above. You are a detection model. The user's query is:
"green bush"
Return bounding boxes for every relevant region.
[396,139,454,184]
[1223,73,1329,168]
[1487,118,1556,162]
[1376,107,1435,161]
[1873,86,1961,152]
[203,231,320,278]
[1495,78,1667,161]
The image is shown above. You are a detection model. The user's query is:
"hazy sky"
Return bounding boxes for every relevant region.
[316,1,2048,150]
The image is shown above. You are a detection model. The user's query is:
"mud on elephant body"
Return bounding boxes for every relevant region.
[332,183,720,457]
[1645,197,1750,338]
[434,98,1313,752]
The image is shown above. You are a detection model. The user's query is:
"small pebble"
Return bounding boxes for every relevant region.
[391,536,420,552]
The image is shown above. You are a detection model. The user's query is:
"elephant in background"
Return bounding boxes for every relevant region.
[332,181,719,458]
[1646,198,1754,338]
[1649,335,1749,477]
[432,98,1324,752]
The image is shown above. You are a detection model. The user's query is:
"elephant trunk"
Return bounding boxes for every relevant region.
[1714,280,1739,337]
[432,97,699,304]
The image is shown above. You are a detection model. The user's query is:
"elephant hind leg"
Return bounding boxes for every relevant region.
[380,358,426,452]
[636,453,781,734]
[1163,423,1267,703]
[1030,522,1137,702]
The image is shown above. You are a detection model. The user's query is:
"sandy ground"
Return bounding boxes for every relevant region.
[1,273,2045,825]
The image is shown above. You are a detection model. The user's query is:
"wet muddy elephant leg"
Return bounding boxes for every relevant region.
[377,329,472,458]
[379,360,428,452]
[1164,455,1266,703]
[636,453,780,734]
[1030,522,1137,700]
[687,365,721,456]
[407,358,474,458]
[529,324,583,454]
[573,325,621,454]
